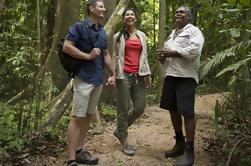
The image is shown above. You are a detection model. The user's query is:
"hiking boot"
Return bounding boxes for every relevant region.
[176,144,194,166]
[75,150,99,165]
[165,136,185,158]
[122,144,135,156]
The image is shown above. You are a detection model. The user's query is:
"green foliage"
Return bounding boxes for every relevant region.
[48,113,69,137]
[0,102,24,152]
[198,2,251,164]
[210,94,251,165]
[200,40,251,79]
[0,1,42,100]
[241,155,251,165]
[216,57,251,78]
[99,103,117,120]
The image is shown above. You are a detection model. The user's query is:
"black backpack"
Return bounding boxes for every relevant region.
[58,21,95,77]
[58,39,81,77]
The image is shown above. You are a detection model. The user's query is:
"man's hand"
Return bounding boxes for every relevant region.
[144,76,152,90]
[157,48,169,64]
[88,48,101,60]
[158,53,166,64]
[157,48,166,54]
[157,48,174,64]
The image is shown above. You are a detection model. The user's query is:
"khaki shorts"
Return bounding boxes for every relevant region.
[72,78,103,117]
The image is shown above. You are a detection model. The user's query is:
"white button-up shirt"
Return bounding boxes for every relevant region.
[163,23,204,83]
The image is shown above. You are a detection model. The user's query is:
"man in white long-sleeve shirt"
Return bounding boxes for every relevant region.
[157,6,204,166]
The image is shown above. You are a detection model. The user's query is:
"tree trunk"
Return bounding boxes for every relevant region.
[191,0,197,26]
[104,0,130,39]
[154,0,167,101]
[158,0,167,50]
[44,0,57,64]
[100,0,118,105]
[0,0,4,20]
[44,0,81,92]
[43,79,73,129]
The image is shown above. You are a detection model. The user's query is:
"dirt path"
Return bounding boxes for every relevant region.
[46,93,223,166]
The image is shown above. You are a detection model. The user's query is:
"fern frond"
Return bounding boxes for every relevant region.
[200,40,251,79]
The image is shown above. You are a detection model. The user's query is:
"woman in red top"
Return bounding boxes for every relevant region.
[112,8,152,156]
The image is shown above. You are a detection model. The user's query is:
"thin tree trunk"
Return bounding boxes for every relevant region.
[33,0,42,132]
[0,0,4,20]
[192,0,197,26]
[100,0,118,105]
[155,0,167,100]
[7,87,31,104]
[44,0,57,64]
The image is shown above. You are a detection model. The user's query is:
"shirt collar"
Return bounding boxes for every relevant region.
[182,23,193,30]
[86,18,102,30]
[175,23,193,33]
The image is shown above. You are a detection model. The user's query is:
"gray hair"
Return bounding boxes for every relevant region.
[178,6,192,22]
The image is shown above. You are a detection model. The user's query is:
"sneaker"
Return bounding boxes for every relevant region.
[165,136,185,158]
[67,160,77,166]
[122,144,135,156]
[75,150,99,165]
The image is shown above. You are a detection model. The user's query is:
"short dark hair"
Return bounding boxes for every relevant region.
[86,0,103,16]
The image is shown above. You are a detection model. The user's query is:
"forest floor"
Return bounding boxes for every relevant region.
[11,93,224,166]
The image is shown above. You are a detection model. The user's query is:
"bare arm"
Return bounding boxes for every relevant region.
[104,49,116,76]
[63,39,100,60]
[104,49,116,86]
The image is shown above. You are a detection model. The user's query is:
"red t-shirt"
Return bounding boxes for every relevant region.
[124,36,142,73]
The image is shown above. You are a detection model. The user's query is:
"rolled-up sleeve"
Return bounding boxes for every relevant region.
[177,31,204,61]
[65,22,83,43]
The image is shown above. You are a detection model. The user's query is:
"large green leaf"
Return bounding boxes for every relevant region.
[216,57,251,77]
[200,40,251,79]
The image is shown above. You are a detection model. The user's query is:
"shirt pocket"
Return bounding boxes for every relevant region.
[175,33,190,48]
